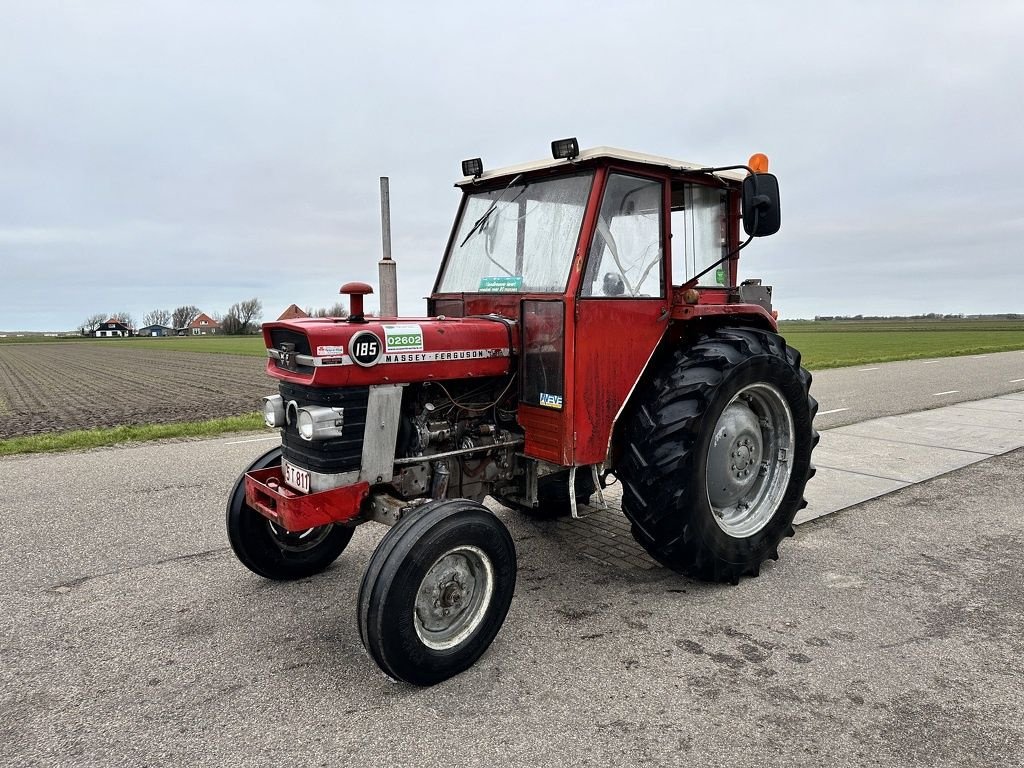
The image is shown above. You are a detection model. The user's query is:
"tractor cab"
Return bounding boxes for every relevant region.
[429,140,781,467]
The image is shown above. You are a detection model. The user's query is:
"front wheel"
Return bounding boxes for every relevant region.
[617,327,818,583]
[358,498,517,686]
[226,447,354,580]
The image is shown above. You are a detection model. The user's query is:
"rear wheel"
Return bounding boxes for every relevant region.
[358,498,517,686]
[617,327,818,583]
[226,447,354,580]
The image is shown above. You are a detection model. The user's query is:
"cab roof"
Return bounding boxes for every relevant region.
[455,145,747,187]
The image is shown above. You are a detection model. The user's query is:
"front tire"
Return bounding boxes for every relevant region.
[226,447,354,580]
[617,327,818,583]
[358,499,517,686]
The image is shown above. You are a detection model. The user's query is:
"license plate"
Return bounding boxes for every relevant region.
[282,460,310,493]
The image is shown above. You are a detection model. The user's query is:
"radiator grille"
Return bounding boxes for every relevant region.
[279,382,368,474]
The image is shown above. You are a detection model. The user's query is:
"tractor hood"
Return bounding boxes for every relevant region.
[261,315,516,388]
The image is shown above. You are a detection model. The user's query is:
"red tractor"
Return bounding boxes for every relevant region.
[226,139,817,686]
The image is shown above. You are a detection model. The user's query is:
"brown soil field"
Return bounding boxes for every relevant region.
[0,343,271,438]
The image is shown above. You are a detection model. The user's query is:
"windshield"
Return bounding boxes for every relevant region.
[437,173,594,294]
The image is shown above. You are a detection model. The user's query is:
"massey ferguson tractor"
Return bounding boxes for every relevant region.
[226,139,817,686]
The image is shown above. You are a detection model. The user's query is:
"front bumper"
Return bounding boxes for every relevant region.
[244,467,369,531]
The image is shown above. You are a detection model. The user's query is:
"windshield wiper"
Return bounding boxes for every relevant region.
[459,174,525,248]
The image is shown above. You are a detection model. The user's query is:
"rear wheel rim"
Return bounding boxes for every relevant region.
[705,382,795,538]
[414,545,494,651]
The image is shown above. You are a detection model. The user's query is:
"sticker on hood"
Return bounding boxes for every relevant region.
[382,324,424,352]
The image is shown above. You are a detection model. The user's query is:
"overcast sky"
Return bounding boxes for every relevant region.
[2,1,1022,331]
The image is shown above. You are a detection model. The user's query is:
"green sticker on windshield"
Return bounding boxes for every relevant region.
[479,276,523,293]
[715,268,726,285]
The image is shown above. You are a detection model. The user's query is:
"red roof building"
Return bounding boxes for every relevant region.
[277,304,309,321]
[188,312,221,335]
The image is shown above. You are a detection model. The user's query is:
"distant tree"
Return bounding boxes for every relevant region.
[304,302,349,318]
[81,313,106,334]
[142,309,172,328]
[220,312,243,335]
[223,298,263,334]
[171,305,201,329]
[236,298,262,329]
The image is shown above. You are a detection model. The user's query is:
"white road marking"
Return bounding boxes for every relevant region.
[1010,378,1024,383]
[860,367,880,372]
[922,360,941,365]
[223,436,279,445]
[932,390,960,396]
[818,408,850,415]
[970,355,989,359]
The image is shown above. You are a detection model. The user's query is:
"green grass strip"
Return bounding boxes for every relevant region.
[779,327,1024,370]
[0,412,266,457]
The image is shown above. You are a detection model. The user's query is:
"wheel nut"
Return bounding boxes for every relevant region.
[443,609,450,616]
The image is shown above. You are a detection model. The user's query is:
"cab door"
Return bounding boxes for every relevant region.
[572,170,671,465]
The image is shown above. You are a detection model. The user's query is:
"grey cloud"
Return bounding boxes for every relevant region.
[2,1,1022,329]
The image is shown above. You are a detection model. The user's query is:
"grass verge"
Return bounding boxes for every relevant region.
[0,413,266,457]
[779,320,1024,369]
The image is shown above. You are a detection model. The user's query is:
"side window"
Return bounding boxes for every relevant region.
[671,184,729,286]
[582,174,664,297]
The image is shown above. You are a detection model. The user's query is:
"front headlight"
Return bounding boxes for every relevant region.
[262,395,285,428]
[295,406,344,441]
[297,409,314,441]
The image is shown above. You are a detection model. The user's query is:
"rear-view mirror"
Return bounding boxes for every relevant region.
[742,173,781,237]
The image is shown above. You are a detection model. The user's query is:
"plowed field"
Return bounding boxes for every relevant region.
[0,342,269,438]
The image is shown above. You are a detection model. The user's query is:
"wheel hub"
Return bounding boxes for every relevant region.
[707,401,763,508]
[414,546,494,651]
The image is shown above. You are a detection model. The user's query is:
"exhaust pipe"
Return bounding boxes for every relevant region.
[378,176,398,318]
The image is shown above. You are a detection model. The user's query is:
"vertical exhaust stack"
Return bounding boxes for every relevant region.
[378,176,399,318]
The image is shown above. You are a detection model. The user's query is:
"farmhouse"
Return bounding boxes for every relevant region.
[95,320,131,338]
[137,324,174,337]
[188,313,220,335]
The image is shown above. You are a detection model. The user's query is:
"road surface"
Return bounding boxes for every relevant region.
[1,353,1022,767]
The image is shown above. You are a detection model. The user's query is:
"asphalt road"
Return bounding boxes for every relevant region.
[809,348,1024,429]
[2,357,1023,767]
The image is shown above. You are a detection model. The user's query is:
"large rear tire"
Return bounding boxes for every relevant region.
[226,447,354,581]
[617,327,818,583]
[358,498,516,686]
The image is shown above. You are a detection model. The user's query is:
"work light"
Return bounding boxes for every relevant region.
[461,158,483,178]
[551,137,579,160]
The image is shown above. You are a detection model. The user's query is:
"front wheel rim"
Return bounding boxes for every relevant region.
[705,382,795,538]
[266,521,334,552]
[414,545,495,651]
